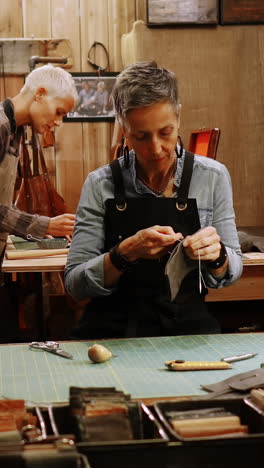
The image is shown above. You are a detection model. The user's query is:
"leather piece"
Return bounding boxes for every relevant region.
[16,174,67,217]
[238,231,264,253]
[165,240,197,301]
[201,368,264,393]
[15,131,68,217]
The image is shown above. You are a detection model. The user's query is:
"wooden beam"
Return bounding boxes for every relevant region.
[0,38,73,74]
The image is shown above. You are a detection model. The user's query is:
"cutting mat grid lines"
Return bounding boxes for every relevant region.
[0,334,263,402]
[169,335,257,359]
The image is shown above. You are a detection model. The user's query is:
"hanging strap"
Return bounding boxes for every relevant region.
[21,129,32,178]
[31,130,49,176]
[19,129,35,213]
[31,130,59,216]
[87,41,109,72]
[20,129,49,178]
[35,131,59,216]
[31,129,40,176]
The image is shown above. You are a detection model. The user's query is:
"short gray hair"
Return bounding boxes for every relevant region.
[21,64,78,105]
[111,61,180,126]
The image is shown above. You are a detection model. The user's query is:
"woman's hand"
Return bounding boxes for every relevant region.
[119,225,183,261]
[47,213,75,238]
[182,226,221,262]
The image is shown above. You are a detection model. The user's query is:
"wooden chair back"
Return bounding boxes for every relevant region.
[188,128,221,159]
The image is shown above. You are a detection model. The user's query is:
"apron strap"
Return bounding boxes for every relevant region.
[3,99,16,134]
[110,150,195,209]
[109,159,127,208]
[176,150,194,207]
[2,99,23,157]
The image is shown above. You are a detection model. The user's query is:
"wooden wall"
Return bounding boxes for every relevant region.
[0,0,263,227]
[121,19,264,228]
[0,0,142,213]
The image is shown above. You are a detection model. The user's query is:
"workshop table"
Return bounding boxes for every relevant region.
[206,252,264,302]
[0,333,263,403]
[3,252,264,303]
[2,254,68,340]
[2,249,264,344]
[2,252,264,340]
[1,334,264,468]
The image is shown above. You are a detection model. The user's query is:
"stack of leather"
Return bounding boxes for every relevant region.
[166,407,248,439]
[250,388,264,410]
[0,399,37,444]
[69,387,142,442]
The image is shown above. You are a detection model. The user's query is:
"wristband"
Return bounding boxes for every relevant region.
[109,244,137,272]
[206,242,228,270]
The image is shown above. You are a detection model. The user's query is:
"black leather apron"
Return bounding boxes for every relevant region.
[73,151,220,339]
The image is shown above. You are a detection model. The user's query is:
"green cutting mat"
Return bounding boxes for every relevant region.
[1,334,263,403]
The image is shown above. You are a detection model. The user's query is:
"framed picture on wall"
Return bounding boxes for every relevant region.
[64,72,119,122]
[220,0,264,25]
[146,0,219,26]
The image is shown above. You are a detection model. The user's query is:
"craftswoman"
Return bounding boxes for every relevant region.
[65,61,242,339]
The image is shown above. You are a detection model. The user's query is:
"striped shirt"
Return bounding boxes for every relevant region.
[0,99,49,266]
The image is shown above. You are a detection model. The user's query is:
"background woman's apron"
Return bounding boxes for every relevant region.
[74,152,220,339]
[0,100,22,265]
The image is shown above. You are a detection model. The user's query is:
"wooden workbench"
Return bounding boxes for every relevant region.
[1,334,264,468]
[1,334,263,402]
[3,252,264,302]
[206,253,264,302]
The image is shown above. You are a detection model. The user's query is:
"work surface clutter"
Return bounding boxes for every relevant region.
[1,334,264,467]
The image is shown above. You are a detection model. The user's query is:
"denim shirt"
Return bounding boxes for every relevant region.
[65,150,243,301]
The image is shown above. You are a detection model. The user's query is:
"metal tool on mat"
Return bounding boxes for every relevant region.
[26,235,69,249]
[29,341,73,359]
[221,352,257,363]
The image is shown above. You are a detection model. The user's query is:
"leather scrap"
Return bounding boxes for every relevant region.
[165,240,197,301]
[238,231,264,253]
[201,368,264,396]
